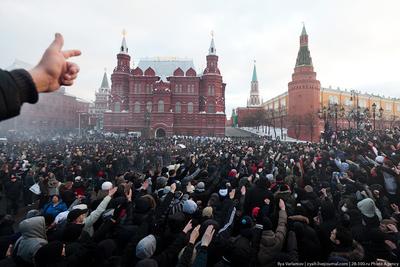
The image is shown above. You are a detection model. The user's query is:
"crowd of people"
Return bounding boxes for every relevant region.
[0,128,400,266]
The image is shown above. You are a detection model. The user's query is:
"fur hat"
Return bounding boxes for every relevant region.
[67,209,87,223]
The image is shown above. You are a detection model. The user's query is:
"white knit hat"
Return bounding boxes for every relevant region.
[101,181,113,191]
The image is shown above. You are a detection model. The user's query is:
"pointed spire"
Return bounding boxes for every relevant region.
[100,69,110,89]
[252,60,258,82]
[301,22,307,36]
[120,29,128,54]
[208,31,216,55]
[296,24,313,67]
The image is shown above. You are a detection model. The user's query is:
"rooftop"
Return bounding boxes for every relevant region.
[137,57,196,81]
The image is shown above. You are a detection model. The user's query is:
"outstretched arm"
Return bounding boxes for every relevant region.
[0,33,80,121]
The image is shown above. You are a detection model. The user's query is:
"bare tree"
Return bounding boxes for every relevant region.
[289,115,302,140]
[303,112,318,142]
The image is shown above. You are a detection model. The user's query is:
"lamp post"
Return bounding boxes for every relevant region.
[372,102,377,130]
[379,106,384,130]
[144,109,151,138]
[78,112,87,138]
[339,106,345,129]
[333,103,339,131]
[318,106,329,142]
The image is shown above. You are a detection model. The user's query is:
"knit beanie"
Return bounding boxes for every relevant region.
[182,199,198,214]
[101,181,113,191]
[195,182,205,192]
[136,234,157,259]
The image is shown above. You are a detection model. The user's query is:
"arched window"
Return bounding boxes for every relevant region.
[146,101,152,112]
[134,102,140,113]
[158,100,164,113]
[114,102,121,112]
[187,102,193,114]
[175,102,181,113]
[208,104,215,113]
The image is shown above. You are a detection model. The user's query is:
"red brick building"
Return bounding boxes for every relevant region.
[104,34,226,137]
[1,87,91,132]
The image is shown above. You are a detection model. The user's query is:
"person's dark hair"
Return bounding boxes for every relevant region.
[335,226,353,247]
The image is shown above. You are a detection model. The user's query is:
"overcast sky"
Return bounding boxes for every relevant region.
[1,0,400,116]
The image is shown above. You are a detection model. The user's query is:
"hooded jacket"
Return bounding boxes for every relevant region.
[14,216,48,264]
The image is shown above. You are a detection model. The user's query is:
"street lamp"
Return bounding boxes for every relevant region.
[379,106,384,129]
[144,109,151,138]
[372,103,377,130]
[78,112,87,138]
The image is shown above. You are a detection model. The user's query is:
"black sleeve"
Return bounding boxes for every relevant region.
[176,243,194,267]
[0,69,38,121]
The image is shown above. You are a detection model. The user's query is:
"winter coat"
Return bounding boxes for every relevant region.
[329,241,365,262]
[42,201,68,218]
[83,195,112,236]
[258,209,287,266]
[14,216,48,264]
[243,179,274,215]
[0,69,38,121]
[4,180,22,200]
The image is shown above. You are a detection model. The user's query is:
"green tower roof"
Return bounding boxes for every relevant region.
[252,62,258,82]
[100,71,109,88]
[301,24,307,36]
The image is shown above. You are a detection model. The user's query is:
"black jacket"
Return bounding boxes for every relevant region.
[0,69,38,121]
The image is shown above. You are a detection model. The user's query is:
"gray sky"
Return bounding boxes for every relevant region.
[1,0,400,117]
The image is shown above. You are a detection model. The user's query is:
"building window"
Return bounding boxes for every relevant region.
[280,98,286,107]
[208,85,215,96]
[146,101,152,112]
[134,84,141,94]
[386,103,392,111]
[344,97,351,106]
[145,84,151,94]
[208,104,215,113]
[274,100,279,110]
[397,104,400,112]
[175,84,183,94]
[175,102,181,113]
[328,95,339,105]
[158,100,164,113]
[187,102,193,114]
[134,102,140,113]
[114,102,121,112]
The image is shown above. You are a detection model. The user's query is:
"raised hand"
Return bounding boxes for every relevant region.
[170,183,177,193]
[189,225,201,244]
[229,189,236,199]
[201,225,215,247]
[241,186,246,196]
[183,219,193,234]
[108,186,117,197]
[279,199,286,211]
[29,33,81,93]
